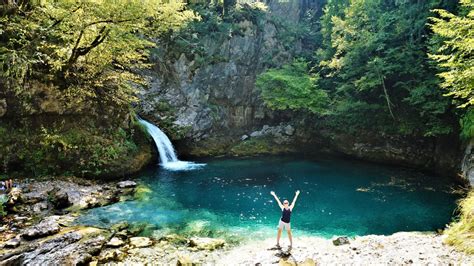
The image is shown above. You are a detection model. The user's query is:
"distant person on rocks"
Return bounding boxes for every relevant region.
[270,190,300,248]
[0,179,13,193]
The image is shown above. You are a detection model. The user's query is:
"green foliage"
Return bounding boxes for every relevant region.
[0,0,197,110]
[445,189,474,254]
[311,0,455,136]
[323,100,394,134]
[461,108,474,139]
[0,194,7,218]
[0,118,149,177]
[252,0,459,137]
[0,1,194,177]
[429,0,474,109]
[256,60,329,114]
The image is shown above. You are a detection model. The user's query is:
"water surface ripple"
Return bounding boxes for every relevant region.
[77,156,459,239]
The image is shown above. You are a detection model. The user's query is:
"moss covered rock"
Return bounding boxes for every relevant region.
[230,137,295,156]
[0,115,153,178]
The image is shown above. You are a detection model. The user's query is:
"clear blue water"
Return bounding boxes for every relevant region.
[76,156,460,240]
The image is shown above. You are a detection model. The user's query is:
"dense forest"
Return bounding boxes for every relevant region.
[0,0,472,172]
[257,0,472,138]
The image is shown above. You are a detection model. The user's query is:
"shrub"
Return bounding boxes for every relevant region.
[445,190,474,254]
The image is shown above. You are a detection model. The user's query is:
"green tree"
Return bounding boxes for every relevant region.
[429,0,474,108]
[223,0,237,16]
[0,1,197,177]
[429,0,473,139]
[256,59,329,114]
[0,0,197,110]
[315,0,454,136]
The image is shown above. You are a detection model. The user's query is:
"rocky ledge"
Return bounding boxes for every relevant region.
[0,177,138,265]
[82,232,473,265]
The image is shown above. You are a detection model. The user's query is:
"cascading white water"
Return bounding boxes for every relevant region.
[138,118,205,171]
[138,118,177,164]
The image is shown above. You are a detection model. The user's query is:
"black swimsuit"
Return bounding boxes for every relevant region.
[281,208,291,223]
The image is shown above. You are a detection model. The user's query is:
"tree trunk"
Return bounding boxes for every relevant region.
[379,74,395,120]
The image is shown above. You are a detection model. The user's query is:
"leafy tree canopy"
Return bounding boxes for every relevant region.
[256,59,329,115]
[256,0,456,137]
[0,0,197,110]
[429,0,474,139]
[429,0,474,109]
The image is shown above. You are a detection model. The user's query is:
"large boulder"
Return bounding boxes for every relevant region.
[48,188,72,209]
[32,202,48,213]
[106,237,125,247]
[332,236,350,246]
[1,229,107,265]
[23,216,60,240]
[129,237,153,248]
[4,237,21,248]
[188,237,225,251]
[98,249,127,263]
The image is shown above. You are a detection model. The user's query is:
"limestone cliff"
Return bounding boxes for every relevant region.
[139,1,315,152]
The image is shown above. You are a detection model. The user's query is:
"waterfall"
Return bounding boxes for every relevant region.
[137,118,205,171]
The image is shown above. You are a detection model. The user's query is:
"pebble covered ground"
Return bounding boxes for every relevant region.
[216,232,474,265]
[111,232,474,265]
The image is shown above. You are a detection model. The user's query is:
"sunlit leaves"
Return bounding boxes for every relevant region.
[0,0,198,111]
[315,0,453,136]
[429,0,474,108]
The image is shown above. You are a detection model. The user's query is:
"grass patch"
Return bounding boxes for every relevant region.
[445,189,474,254]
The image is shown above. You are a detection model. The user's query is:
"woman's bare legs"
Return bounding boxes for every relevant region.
[277,228,282,247]
[287,228,293,247]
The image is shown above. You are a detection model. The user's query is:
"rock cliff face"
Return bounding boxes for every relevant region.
[461,140,474,185]
[139,1,464,179]
[139,1,312,152]
[309,128,463,178]
[141,1,308,142]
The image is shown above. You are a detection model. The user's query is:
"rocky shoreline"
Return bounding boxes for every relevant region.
[0,177,137,264]
[215,233,474,265]
[1,178,473,265]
